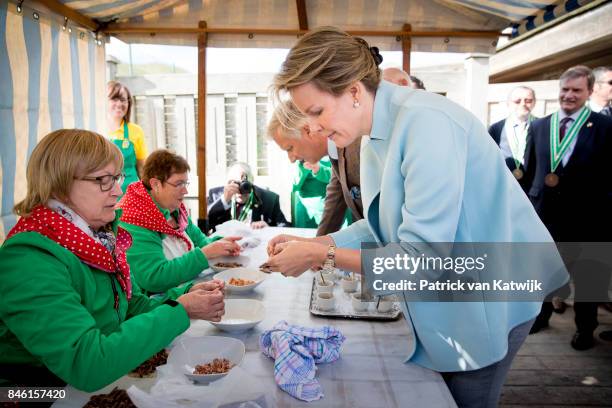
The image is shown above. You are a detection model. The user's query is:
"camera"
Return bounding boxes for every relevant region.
[233,175,253,195]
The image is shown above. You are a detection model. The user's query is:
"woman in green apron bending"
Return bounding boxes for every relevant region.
[107,81,148,193]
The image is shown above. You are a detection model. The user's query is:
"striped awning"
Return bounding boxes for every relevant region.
[51,0,597,51]
[0,0,603,239]
[0,0,106,238]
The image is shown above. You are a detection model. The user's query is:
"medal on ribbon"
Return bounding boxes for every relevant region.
[231,190,255,222]
[546,107,590,187]
[508,117,531,180]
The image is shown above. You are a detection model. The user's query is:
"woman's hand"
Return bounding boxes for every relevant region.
[267,234,308,256]
[201,236,242,259]
[177,289,225,322]
[189,278,225,294]
[265,240,327,277]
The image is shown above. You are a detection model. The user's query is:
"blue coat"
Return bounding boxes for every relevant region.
[331,80,568,372]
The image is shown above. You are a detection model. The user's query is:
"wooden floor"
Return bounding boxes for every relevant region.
[501,304,612,407]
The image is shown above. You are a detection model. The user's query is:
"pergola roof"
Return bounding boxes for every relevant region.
[44,0,597,53]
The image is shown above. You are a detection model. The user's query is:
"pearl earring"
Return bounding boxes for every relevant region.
[353,99,360,108]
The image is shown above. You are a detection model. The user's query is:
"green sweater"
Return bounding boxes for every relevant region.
[0,232,190,392]
[120,209,219,294]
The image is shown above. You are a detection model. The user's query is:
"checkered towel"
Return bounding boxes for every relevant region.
[259,320,345,402]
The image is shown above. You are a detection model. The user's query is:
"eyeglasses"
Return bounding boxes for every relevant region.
[165,180,190,189]
[78,173,125,192]
[511,98,534,104]
[111,96,129,103]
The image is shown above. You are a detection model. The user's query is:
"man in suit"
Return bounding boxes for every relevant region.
[488,86,536,190]
[523,65,612,350]
[268,102,363,236]
[207,162,289,232]
[589,66,612,115]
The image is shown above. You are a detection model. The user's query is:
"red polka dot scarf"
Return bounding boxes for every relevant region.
[118,181,192,251]
[7,205,133,302]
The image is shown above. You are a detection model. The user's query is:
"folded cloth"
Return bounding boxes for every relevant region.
[238,236,261,249]
[259,320,345,402]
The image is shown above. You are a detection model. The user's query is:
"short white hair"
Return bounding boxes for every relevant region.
[227,162,253,181]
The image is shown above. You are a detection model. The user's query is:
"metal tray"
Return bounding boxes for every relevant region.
[308,275,402,321]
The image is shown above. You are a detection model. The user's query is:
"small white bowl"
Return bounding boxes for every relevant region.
[316,280,334,294]
[210,255,251,273]
[317,292,335,311]
[214,267,267,293]
[351,293,370,312]
[210,299,265,333]
[375,297,394,313]
[319,269,336,282]
[340,277,358,293]
[168,336,245,384]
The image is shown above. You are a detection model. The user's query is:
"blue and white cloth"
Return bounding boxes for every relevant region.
[259,320,345,402]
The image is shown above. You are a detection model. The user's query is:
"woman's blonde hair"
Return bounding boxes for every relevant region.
[267,100,306,140]
[14,129,124,216]
[272,26,382,127]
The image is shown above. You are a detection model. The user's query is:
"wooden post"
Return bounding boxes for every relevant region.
[296,0,308,30]
[197,21,208,231]
[402,23,411,74]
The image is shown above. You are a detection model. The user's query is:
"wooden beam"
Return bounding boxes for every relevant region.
[402,24,411,74]
[197,21,208,224]
[102,26,506,39]
[296,0,308,31]
[39,0,98,31]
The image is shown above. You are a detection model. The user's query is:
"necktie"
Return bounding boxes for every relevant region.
[559,117,573,142]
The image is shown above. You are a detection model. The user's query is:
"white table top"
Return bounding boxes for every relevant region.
[55,227,456,408]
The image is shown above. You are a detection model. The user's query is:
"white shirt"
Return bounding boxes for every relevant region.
[558,108,584,167]
[327,139,339,160]
[499,115,530,164]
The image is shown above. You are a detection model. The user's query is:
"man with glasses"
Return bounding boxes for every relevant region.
[590,66,612,116]
[488,86,537,191]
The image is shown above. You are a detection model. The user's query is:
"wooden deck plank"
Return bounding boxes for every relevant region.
[500,304,612,407]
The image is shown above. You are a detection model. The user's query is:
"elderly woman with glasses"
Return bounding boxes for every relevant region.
[0,130,225,391]
[118,149,242,296]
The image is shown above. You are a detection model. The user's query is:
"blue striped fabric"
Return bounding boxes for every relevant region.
[70,34,84,128]
[0,0,17,236]
[49,24,62,130]
[260,320,345,402]
[59,0,183,23]
[511,0,595,37]
[0,0,104,241]
[23,15,40,160]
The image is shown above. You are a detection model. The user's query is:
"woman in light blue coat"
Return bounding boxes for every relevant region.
[265,27,568,407]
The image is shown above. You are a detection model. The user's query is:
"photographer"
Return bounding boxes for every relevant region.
[207,162,289,232]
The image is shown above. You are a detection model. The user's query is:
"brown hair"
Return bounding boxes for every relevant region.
[560,65,595,91]
[142,149,190,189]
[272,26,381,127]
[14,129,123,216]
[107,80,133,123]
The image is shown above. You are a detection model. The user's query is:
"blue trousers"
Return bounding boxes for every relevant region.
[442,318,534,408]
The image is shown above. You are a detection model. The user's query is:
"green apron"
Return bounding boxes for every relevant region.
[112,121,139,193]
[291,159,351,228]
